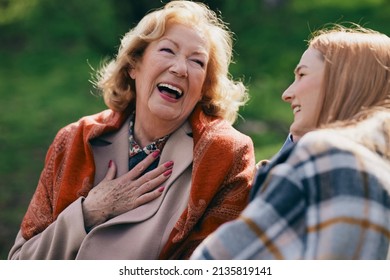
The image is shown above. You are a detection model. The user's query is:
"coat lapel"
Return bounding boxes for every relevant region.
[90,116,131,185]
[90,120,193,226]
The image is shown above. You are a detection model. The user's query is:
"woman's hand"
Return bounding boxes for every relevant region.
[82,151,174,231]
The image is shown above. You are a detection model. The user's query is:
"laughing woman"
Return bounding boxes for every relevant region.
[8,1,255,260]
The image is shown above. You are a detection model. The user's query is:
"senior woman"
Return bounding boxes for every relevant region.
[8,1,255,260]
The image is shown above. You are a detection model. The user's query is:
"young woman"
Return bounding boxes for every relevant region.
[191,24,390,260]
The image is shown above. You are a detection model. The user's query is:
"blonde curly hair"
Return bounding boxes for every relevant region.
[94,0,248,124]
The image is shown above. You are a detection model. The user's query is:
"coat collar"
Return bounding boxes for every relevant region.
[90,119,194,226]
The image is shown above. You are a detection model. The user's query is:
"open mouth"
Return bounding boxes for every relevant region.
[157,83,183,100]
[293,105,301,114]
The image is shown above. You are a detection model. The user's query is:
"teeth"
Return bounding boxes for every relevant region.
[293,106,301,114]
[158,83,183,97]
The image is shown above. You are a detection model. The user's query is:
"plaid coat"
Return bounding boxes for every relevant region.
[191,111,390,259]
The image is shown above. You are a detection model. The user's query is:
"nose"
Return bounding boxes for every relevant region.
[169,57,188,78]
[281,85,294,103]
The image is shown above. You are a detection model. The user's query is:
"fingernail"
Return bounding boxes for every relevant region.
[152,150,160,158]
[158,186,165,192]
[164,161,174,168]
[163,169,172,176]
[108,160,113,167]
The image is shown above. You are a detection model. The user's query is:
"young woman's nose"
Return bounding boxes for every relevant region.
[169,57,188,78]
[281,85,294,103]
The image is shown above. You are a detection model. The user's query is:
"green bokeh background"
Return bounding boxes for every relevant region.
[1,0,389,259]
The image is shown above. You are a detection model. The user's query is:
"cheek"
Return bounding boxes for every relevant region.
[301,94,321,128]
[309,84,322,109]
[183,94,202,110]
[188,75,206,100]
[304,107,318,123]
[298,81,319,103]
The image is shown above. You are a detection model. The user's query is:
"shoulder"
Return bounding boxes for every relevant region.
[190,115,255,175]
[61,109,116,131]
[212,119,252,141]
[298,129,349,152]
[56,109,123,138]
[289,126,390,195]
[298,110,390,160]
[255,130,361,194]
[296,122,385,169]
[286,130,361,179]
[203,120,254,163]
[48,109,117,153]
[190,105,253,147]
[200,116,253,146]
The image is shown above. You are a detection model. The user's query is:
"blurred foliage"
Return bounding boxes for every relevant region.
[0,0,389,259]
[0,0,39,24]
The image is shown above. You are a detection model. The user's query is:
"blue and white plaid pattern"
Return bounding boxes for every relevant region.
[191,115,390,260]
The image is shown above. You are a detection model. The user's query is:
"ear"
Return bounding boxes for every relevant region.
[128,68,136,79]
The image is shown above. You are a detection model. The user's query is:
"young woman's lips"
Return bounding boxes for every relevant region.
[293,105,301,114]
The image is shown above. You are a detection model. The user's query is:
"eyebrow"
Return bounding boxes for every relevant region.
[161,38,179,48]
[160,38,209,57]
[294,65,308,74]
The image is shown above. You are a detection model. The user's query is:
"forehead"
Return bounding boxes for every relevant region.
[298,47,324,68]
[162,23,210,52]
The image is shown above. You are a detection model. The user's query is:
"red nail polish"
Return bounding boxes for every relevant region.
[158,186,165,192]
[108,160,113,167]
[152,150,160,158]
[164,161,174,168]
[163,170,172,176]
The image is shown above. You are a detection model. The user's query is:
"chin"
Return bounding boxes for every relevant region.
[157,111,185,124]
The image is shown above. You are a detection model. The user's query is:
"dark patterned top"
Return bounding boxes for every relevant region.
[128,113,170,173]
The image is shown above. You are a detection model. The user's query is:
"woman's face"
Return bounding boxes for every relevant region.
[281,47,325,141]
[130,23,210,128]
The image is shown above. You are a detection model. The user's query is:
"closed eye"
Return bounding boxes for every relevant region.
[160,48,174,54]
[191,59,205,68]
[294,65,307,79]
[295,71,305,79]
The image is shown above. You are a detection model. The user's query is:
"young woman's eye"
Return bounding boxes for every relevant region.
[296,72,305,79]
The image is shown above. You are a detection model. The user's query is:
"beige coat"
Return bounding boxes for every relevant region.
[8,118,194,259]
